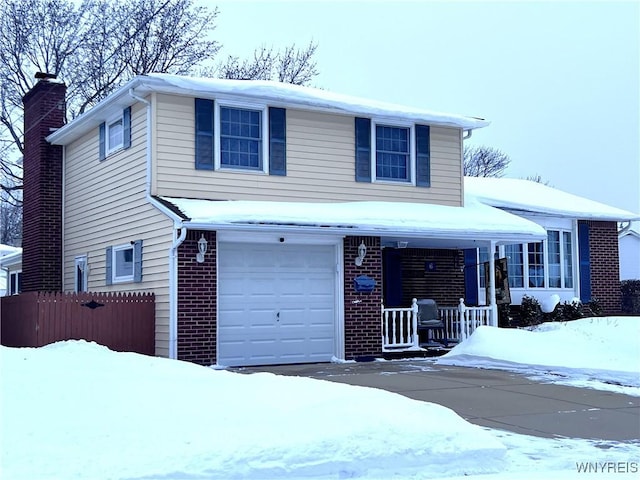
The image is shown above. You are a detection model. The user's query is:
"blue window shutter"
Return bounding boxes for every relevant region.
[133,240,143,283]
[415,124,430,187]
[463,249,478,305]
[123,106,131,149]
[105,246,113,285]
[195,98,214,170]
[355,117,371,182]
[99,123,106,161]
[578,222,591,302]
[269,107,286,175]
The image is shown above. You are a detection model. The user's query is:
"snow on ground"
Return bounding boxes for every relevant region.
[1,316,639,479]
[437,317,640,396]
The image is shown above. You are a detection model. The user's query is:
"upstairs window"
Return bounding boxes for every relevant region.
[354,118,430,187]
[99,106,131,160]
[195,99,285,175]
[107,117,124,153]
[376,125,410,181]
[220,107,262,170]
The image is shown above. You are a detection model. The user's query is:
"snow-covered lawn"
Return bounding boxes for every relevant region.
[437,316,640,395]
[1,317,639,479]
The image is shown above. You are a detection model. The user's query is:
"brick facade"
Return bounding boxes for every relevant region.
[22,78,66,292]
[399,248,465,307]
[177,230,217,365]
[584,220,622,314]
[343,236,382,359]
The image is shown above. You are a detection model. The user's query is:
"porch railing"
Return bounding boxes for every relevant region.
[382,298,494,351]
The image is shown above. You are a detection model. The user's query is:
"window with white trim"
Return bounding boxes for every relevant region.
[75,255,88,293]
[9,270,21,295]
[106,114,124,154]
[113,244,134,283]
[106,240,142,285]
[501,228,574,290]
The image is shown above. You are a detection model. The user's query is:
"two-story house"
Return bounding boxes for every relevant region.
[21,73,633,367]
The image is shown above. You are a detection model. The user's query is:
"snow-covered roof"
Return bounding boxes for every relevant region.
[0,249,22,268]
[47,74,488,145]
[465,177,640,221]
[160,196,546,247]
[0,244,21,257]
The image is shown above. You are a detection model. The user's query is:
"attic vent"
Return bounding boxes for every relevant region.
[35,72,57,80]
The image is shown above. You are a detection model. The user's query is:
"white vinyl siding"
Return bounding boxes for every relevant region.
[154,94,463,206]
[63,101,174,357]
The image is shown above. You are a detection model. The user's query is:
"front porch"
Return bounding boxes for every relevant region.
[381,298,495,353]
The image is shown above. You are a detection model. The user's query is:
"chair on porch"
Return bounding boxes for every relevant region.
[416,299,449,347]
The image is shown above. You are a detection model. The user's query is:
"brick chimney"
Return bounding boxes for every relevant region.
[21,73,66,292]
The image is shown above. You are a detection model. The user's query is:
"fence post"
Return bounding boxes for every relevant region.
[458,298,467,341]
[411,298,419,349]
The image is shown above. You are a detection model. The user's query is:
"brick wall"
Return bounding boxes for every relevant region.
[399,248,465,307]
[22,78,66,292]
[177,230,217,364]
[585,221,621,314]
[343,236,382,359]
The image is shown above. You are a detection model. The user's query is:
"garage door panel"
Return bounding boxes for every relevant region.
[218,242,337,367]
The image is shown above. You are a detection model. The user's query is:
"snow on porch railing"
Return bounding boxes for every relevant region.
[382,298,494,351]
[436,299,493,343]
[381,298,420,351]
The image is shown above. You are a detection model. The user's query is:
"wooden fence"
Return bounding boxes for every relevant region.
[1,292,155,355]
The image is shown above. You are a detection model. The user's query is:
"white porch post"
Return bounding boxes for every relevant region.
[488,240,498,327]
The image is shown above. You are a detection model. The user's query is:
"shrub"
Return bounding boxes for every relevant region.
[520,295,542,326]
[621,280,640,314]
[585,297,603,317]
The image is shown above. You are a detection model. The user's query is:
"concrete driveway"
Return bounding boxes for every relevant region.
[237,360,640,441]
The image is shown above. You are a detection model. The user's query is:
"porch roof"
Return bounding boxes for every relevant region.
[158,196,546,248]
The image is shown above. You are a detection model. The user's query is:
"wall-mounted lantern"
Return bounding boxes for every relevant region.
[196,234,208,263]
[355,241,367,266]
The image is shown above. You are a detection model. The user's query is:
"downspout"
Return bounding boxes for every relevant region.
[169,226,187,358]
[129,88,186,359]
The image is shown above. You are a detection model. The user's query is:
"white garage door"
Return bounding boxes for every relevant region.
[218,242,336,367]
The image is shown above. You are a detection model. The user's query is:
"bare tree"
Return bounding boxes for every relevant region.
[0,200,22,246]
[524,174,551,186]
[0,0,321,245]
[217,41,318,85]
[463,145,511,177]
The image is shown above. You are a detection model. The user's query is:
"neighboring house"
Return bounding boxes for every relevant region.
[0,245,22,297]
[464,177,640,312]
[19,73,635,367]
[619,222,640,280]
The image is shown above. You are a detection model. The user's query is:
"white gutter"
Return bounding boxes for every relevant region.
[128,88,186,359]
[181,221,547,244]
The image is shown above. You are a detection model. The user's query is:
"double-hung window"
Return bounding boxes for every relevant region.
[195,99,285,174]
[376,125,410,182]
[355,117,430,186]
[220,106,263,170]
[505,244,524,288]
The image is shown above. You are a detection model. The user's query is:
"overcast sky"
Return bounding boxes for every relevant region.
[212,0,639,213]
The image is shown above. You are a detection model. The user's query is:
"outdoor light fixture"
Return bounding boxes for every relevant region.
[355,241,367,266]
[196,234,208,263]
[396,241,408,249]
